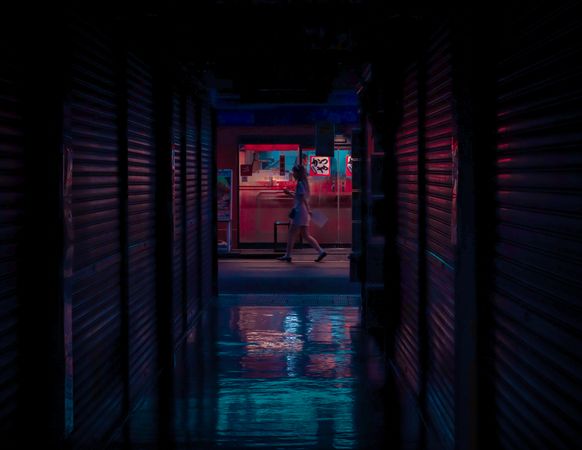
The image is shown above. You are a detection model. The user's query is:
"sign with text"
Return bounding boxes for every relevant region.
[310,156,331,176]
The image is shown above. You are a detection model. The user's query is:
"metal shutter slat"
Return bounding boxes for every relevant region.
[424,26,456,449]
[0,45,23,434]
[395,64,420,394]
[70,23,123,445]
[127,53,157,404]
[493,2,582,447]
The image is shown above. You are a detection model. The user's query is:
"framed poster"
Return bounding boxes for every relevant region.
[217,169,233,221]
[310,156,331,176]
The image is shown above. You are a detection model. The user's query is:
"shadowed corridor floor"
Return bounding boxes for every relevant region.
[109,255,426,449]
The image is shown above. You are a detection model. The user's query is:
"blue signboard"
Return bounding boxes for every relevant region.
[217,105,358,126]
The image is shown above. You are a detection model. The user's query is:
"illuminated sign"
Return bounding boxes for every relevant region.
[217,169,233,221]
[346,155,352,177]
[310,156,330,176]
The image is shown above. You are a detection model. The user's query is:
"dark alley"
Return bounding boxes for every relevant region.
[1,1,581,449]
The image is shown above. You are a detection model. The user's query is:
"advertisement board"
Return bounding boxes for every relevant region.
[309,156,331,176]
[217,169,233,221]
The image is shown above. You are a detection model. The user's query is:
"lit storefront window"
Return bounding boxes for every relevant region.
[238,144,352,245]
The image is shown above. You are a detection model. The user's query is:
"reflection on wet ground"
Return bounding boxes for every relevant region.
[212,306,381,449]
[110,299,422,449]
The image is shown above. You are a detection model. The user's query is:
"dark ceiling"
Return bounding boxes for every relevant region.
[79,0,436,103]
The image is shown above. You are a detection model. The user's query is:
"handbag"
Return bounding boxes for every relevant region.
[288,207,297,219]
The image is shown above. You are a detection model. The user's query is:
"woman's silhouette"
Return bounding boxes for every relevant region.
[277,165,327,262]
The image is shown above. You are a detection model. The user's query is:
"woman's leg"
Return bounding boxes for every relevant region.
[284,224,302,256]
[300,226,323,254]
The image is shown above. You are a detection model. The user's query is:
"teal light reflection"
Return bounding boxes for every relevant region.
[215,306,361,449]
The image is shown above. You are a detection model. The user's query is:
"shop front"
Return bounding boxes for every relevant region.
[238,143,352,248]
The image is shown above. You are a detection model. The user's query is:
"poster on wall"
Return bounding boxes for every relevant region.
[346,155,352,177]
[310,156,331,176]
[217,169,233,221]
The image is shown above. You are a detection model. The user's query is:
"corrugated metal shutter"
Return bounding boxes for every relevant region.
[424,25,456,448]
[172,93,186,343]
[126,52,157,403]
[185,96,200,324]
[394,64,421,394]
[200,104,213,300]
[70,24,123,444]
[494,2,582,448]
[0,43,24,434]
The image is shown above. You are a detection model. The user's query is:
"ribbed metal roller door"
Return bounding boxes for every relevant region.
[0,43,24,434]
[172,93,185,343]
[70,24,123,443]
[494,3,582,448]
[185,96,199,324]
[394,64,420,394]
[424,25,455,448]
[200,104,213,300]
[127,52,157,403]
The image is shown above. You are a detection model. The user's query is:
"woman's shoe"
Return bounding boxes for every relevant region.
[277,255,292,262]
[315,251,327,262]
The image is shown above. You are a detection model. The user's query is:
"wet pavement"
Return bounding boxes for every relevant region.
[110,301,418,449]
[109,255,425,450]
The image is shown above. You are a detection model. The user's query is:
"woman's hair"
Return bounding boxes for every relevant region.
[292,164,307,180]
[292,164,309,193]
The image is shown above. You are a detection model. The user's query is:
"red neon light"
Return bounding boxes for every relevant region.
[241,144,299,152]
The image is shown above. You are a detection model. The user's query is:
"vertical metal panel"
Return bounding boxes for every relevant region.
[494,2,582,448]
[350,128,362,281]
[0,43,24,434]
[185,96,200,324]
[200,104,214,300]
[172,93,185,343]
[152,53,175,385]
[424,25,456,448]
[70,23,123,445]
[126,52,157,403]
[394,64,420,394]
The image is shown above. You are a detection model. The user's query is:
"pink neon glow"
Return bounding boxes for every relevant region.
[240,144,299,151]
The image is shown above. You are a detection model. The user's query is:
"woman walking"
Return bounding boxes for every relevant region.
[277,165,327,262]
